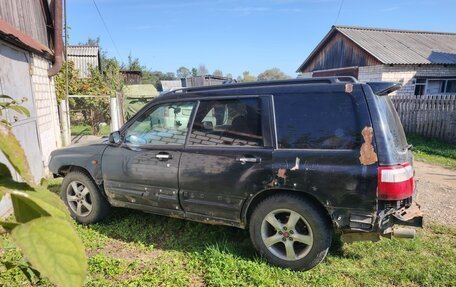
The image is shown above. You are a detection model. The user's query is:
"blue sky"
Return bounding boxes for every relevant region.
[69,0,456,77]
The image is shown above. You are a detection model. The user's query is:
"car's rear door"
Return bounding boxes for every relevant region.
[179,96,274,225]
[102,101,196,213]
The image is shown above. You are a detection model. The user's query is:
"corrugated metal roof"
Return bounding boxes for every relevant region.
[336,26,456,65]
[297,26,456,72]
[67,45,99,78]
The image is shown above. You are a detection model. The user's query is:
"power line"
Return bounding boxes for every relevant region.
[91,0,122,60]
[334,0,344,24]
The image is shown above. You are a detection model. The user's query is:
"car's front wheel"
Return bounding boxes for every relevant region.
[61,171,110,224]
[249,194,332,271]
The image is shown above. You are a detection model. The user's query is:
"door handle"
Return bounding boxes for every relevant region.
[237,155,261,164]
[156,152,173,160]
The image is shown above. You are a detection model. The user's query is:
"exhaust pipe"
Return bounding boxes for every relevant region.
[392,228,416,239]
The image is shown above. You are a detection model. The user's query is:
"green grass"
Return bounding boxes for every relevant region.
[71,124,111,136]
[1,180,455,287]
[407,134,456,169]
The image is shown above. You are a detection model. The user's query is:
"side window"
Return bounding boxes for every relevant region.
[125,102,195,145]
[190,98,263,147]
[274,93,361,149]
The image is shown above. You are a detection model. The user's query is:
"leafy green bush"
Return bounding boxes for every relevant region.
[0,98,87,287]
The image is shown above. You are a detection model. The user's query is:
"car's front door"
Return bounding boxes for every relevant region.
[179,96,274,225]
[102,101,196,213]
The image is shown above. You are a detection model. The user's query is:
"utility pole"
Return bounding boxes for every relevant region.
[63,0,71,146]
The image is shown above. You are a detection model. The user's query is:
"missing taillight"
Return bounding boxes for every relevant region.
[378,164,415,200]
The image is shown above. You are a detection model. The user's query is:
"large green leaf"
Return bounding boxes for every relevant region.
[10,191,69,223]
[11,217,87,287]
[0,126,33,185]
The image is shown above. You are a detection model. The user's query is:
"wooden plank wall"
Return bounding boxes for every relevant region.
[0,0,50,47]
[391,94,456,144]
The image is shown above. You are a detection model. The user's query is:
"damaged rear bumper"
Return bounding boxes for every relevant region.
[379,201,423,238]
[341,201,423,243]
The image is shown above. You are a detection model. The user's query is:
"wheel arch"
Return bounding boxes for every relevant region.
[242,189,333,228]
[57,165,104,186]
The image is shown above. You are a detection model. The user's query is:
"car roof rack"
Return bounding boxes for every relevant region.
[161,76,358,96]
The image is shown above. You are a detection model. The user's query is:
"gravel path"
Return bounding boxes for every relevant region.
[414,161,456,227]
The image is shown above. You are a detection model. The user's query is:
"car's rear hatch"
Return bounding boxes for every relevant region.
[363,82,412,166]
[362,83,414,201]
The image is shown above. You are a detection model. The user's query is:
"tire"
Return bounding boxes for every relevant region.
[61,171,110,224]
[249,194,332,271]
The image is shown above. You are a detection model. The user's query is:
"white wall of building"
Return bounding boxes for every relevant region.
[0,40,61,182]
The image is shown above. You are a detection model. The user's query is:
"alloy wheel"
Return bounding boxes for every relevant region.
[260,208,313,261]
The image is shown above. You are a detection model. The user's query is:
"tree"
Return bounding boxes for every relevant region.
[257,68,291,81]
[226,73,233,79]
[191,67,198,77]
[126,52,142,71]
[55,62,113,135]
[197,64,208,76]
[213,69,223,77]
[176,67,191,78]
[238,71,257,82]
[79,37,100,46]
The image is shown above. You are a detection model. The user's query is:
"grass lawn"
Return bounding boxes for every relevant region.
[71,124,111,136]
[1,179,455,287]
[407,134,456,169]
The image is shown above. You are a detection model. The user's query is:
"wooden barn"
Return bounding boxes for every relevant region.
[0,0,63,183]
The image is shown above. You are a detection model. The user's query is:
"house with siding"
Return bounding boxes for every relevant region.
[0,0,62,183]
[297,26,456,96]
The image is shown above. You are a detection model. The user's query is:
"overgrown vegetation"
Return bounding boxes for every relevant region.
[55,62,115,135]
[407,134,456,169]
[2,182,454,287]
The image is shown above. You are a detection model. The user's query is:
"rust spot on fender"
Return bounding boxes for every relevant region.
[359,126,378,165]
[277,168,287,179]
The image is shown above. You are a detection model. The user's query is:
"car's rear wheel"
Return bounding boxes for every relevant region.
[249,194,331,271]
[61,171,110,224]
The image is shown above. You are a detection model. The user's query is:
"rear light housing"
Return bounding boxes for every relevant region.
[378,164,415,200]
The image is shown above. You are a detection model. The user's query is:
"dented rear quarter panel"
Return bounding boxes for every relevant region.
[260,85,379,229]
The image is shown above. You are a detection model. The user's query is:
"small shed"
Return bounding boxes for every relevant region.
[121,70,142,85]
[67,45,101,78]
[183,75,230,88]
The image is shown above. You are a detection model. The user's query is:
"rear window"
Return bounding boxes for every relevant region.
[274,93,361,149]
[376,96,408,151]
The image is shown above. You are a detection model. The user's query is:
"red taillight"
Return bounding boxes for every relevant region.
[378,164,415,200]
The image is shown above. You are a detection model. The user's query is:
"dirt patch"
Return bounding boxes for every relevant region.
[86,238,162,261]
[414,161,456,227]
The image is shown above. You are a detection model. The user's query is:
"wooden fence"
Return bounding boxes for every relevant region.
[391,94,456,144]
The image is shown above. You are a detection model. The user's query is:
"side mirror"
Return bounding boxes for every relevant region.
[109,131,122,144]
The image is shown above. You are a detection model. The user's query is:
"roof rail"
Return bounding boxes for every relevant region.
[161,76,358,96]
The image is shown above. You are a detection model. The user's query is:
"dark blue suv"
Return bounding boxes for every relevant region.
[49,77,423,270]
